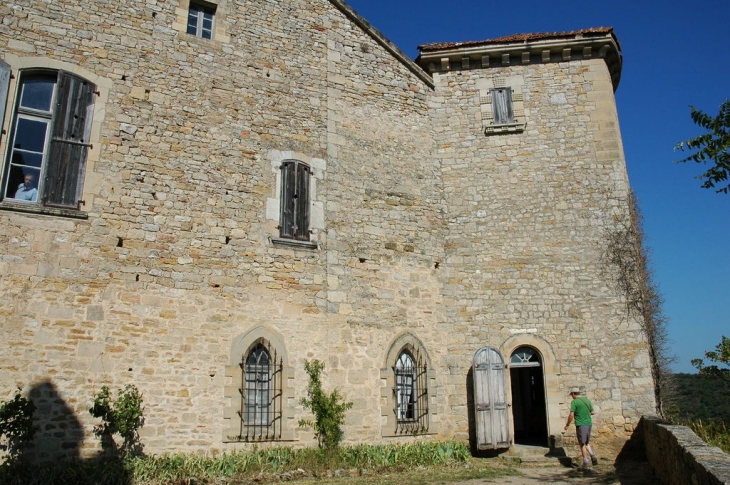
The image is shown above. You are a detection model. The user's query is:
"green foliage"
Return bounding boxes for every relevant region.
[674,99,730,193]
[691,335,730,379]
[0,389,36,459]
[0,442,480,485]
[666,373,730,424]
[298,359,353,450]
[89,384,145,456]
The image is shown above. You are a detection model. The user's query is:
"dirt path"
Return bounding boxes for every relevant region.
[452,436,661,485]
[455,460,660,485]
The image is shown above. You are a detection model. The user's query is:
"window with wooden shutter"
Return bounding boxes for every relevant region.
[491,87,514,125]
[2,69,95,210]
[279,160,310,241]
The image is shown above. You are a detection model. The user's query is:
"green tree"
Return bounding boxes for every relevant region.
[674,99,730,194]
[692,336,730,379]
[0,389,36,459]
[298,359,353,450]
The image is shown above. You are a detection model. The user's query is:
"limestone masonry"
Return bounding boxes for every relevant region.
[0,0,655,461]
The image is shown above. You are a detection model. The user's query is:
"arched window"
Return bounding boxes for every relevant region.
[393,348,428,433]
[510,346,542,367]
[395,351,417,421]
[239,342,282,441]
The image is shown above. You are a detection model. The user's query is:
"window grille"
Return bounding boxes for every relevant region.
[237,342,282,441]
[393,349,428,434]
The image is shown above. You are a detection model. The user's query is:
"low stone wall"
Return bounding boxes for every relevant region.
[639,416,730,485]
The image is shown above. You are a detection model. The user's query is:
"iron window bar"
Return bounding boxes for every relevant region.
[237,342,282,441]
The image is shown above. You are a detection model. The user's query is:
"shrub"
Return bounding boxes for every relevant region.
[298,359,353,450]
[0,389,36,459]
[89,384,144,456]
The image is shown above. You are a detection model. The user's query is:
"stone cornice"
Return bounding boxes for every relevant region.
[416,29,623,91]
[327,0,435,89]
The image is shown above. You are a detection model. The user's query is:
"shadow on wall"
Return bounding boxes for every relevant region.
[1,380,132,484]
[25,380,84,463]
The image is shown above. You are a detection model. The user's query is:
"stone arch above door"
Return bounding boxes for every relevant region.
[501,334,562,441]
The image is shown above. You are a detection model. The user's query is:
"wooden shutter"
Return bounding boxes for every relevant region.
[294,163,310,240]
[279,161,295,238]
[0,61,10,146]
[492,88,514,124]
[279,160,310,241]
[473,346,510,450]
[44,71,96,208]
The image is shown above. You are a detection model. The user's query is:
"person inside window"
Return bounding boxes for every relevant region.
[14,173,38,202]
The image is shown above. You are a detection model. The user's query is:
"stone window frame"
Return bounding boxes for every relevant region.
[479,76,526,135]
[173,0,230,44]
[266,150,325,251]
[224,326,295,442]
[0,56,110,219]
[381,333,437,437]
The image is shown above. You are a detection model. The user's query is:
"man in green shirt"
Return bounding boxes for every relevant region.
[564,387,598,467]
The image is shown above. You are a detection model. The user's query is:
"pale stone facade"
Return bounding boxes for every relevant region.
[0,0,654,461]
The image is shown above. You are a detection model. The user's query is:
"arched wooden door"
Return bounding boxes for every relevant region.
[473,347,510,450]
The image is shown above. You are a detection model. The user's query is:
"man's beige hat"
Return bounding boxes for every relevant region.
[569,387,581,394]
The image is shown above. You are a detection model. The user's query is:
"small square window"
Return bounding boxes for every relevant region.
[187,2,215,39]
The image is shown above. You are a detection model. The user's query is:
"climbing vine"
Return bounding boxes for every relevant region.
[602,191,672,414]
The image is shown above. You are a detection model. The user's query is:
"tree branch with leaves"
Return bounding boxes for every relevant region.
[692,336,730,379]
[674,99,730,194]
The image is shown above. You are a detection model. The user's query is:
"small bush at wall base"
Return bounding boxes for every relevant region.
[298,359,353,450]
[0,389,36,460]
[89,384,144,457]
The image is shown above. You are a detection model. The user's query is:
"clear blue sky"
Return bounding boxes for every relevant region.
[346,0,730,373]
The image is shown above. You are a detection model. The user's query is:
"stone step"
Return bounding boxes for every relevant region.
[502,445,573,468]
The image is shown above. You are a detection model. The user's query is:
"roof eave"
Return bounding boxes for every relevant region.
[417,32,623,91]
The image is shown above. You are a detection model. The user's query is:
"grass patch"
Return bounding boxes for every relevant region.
[0,441,516,485]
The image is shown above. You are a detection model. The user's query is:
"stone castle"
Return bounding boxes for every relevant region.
[0,0,655,460]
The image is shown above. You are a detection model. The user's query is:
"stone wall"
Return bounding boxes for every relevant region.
[426,57,655,439]
[639,416,730,485]
[0,0,655,462]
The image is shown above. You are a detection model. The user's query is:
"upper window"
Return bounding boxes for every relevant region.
[238,342,282,441]
[491,87,514,125]
[1,68,96,210]
[187,1,215,39]
[393,349,428,434]
[279,160,311,241]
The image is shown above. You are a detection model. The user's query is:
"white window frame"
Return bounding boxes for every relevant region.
[187,1,215,39]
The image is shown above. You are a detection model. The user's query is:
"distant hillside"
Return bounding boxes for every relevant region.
[666,373,730,423]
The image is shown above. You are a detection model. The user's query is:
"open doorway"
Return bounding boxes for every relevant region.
[509,346,548,446]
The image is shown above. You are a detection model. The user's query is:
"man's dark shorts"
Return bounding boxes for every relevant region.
[576,425,592,445]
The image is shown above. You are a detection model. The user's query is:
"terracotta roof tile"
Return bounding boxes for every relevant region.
[418,27,617,52]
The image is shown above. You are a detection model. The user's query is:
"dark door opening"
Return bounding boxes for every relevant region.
[509,346,548,446]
